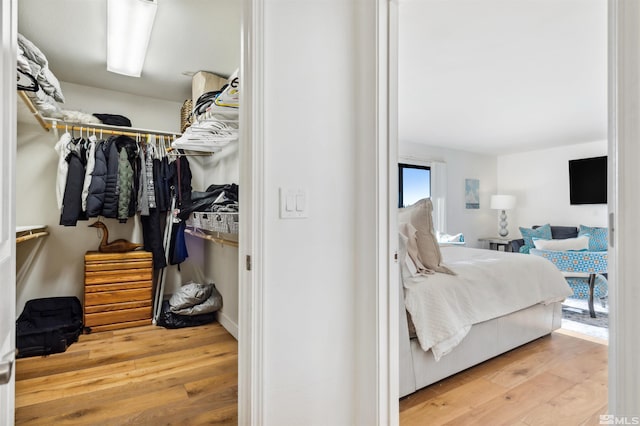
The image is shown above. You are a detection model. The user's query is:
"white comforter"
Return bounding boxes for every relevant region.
[403,246,573,361]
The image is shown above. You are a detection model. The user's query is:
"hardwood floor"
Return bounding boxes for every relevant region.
[15,322,238,425]
[15,323,606,425]
[400,330,608,426]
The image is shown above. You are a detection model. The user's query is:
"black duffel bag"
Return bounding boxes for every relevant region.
[16,296,84,358]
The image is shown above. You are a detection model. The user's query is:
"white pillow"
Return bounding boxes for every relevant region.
[532,235,590,251]
[398,199,455,275]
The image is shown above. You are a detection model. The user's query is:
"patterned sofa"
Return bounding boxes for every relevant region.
[508,225,579,253]
[510,224,609,317]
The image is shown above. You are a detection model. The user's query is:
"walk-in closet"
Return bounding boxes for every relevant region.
[13,1,241,423]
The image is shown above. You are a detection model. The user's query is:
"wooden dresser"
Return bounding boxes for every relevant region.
[84,251,153,333]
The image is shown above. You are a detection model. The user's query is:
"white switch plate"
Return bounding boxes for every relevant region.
[280,188,308,219]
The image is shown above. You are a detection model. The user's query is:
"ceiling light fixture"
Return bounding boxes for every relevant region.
[107,0,158,77]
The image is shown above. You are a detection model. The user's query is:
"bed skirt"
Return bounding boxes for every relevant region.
[399,301,563,397]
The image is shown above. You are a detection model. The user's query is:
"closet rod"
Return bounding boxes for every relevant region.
[18,91,49,131]
[16,231,49,244]
[165,147,213,157]
[43,117,181,139]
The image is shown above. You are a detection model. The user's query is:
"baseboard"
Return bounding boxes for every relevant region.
[218,311,238,340]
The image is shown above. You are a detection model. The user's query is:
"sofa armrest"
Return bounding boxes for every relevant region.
[509,239,525,253]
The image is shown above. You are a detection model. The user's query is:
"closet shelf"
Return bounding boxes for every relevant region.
[18,90,182,139]
[185,228,238,248]
[16,225,49,244]
[43,117,181,139]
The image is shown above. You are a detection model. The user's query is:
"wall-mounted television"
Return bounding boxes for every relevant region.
[569,156,607,205]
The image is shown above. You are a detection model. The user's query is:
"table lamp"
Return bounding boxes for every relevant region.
[490,195,516,237]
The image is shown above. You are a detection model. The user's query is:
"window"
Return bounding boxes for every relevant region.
[398,163,431,208]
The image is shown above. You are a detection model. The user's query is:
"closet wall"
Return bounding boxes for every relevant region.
[200,143,239,338]
[16,81,207,315]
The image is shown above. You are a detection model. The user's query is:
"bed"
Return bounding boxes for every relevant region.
[398,200,573,397]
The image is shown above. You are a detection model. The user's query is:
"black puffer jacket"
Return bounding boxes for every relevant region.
[86,140,106,217]
[101,136,122,218]
[60,149,87,226]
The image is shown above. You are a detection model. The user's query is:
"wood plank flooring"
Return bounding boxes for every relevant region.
[15,322,238,425]
[16,323,607,425]
[400,330,608,426]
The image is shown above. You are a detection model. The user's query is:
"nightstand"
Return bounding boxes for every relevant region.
[478,237,512,251]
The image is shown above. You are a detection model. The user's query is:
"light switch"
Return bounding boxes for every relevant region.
[296,194,305,212]
[280,188,308,219]
[286,194,295,211]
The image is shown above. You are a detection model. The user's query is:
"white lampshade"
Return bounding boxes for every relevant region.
[490,195,516,210]
[107,0,158,77]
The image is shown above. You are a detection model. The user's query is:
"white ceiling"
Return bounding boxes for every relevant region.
[18,0,240,103]
[18,0,606,156]
[398,0,608,155]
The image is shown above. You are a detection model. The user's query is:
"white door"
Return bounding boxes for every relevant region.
[0,0,17,424]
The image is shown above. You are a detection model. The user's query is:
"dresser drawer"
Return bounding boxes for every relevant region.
[84,299,151,314]
[84,269,153,285]
[84,251,154,332]
[85,287,152,306]
[84,306,153,327]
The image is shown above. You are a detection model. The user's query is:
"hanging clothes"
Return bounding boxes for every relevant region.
[101,136,121,219]
[153,157,168,212]
[168,156,192,266]
[60,139,88,226]
[81,135,97,212]
[115,134,140,222]
[138,144,149,216]
[174,155,193,210]
[54,132,72,210]
[117,148,134,223]
[146,143,157,210]
[86,139,107,217]
[138,141,167,270]
[141,209,167,270]
[130,145,142,218]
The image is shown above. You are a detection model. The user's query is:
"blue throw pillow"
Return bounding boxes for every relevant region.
[519,224,552,254]
[578,225,608,251]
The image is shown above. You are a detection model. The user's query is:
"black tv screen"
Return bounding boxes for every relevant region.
[569,156,607,205]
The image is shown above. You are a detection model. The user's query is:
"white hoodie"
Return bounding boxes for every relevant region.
[54,132,72,210]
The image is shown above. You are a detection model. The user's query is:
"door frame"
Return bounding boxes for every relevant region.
[238,0,264,423]
[608,0,640,415]
[0,0,17,423]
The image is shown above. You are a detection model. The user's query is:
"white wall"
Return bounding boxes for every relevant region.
[59,82,182,132]
[202,142,239,339]
[258,0,379,423]
[399,141,498,247]
[497,140,608,237]
[15,83,199,314]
